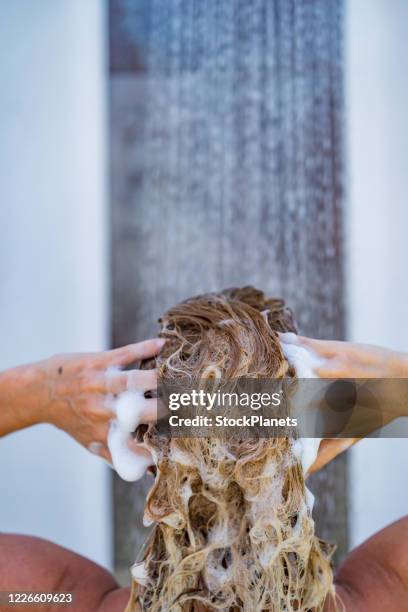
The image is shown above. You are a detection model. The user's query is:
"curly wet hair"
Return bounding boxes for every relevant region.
[126,287,334,612]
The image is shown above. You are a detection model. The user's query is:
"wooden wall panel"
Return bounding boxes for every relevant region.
[110,0,346,580]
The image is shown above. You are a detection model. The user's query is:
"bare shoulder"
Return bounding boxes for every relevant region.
[2,521,408,612]
[0,534,130,612]
[325,516,408,612]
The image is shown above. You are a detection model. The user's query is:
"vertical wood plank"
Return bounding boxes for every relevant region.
[110,0,346,580]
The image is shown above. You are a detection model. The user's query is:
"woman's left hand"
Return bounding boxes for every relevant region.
[279,333,408,474]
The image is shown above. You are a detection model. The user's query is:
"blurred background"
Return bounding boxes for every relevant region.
[0,0,407,576]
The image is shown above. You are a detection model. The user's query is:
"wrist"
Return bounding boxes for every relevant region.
[22,362,50,425]
[390,350,408,377]
[384,350,408,421]
[0,362,48,435]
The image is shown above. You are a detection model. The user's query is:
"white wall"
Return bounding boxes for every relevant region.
[0,1,111,568]
[346,0,408,547]
[1,0,407,570]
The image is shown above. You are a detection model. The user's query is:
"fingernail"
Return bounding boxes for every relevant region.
[88,441,104,455]
[156,338,166,348]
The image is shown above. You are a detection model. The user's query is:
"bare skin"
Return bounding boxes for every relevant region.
[0,339,165,612]
[279,334,408,473]
[1,337,407,610]
[325,516,408,612]
[0,338,164,462]
[1,516,407,611]
[0,533,131,612]
[1,335,406,470]
[291,335,408,379]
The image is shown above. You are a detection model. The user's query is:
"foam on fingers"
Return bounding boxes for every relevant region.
[280,337,323,481]
[116,390,146,433]
[107,421,153,482]
[292,438,322,476]
[280,341,324,378]
[105,367,156,481]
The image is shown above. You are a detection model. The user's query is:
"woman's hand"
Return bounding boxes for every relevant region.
[0,338,164,463]
[281,334,408,379]
[279,333,408,475]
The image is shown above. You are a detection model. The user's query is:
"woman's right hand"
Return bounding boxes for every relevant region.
[280,333,408,474]
[40,338,165,463]
[280,333,408,379]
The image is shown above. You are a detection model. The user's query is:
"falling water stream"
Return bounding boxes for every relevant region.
[110,0,345,577]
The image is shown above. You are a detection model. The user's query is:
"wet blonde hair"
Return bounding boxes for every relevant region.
[127,287,334,611]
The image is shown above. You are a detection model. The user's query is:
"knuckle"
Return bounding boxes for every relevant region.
[79,372,104,393]
[78,373,92,391]
[49,353,64,368]
[83,400,105,420]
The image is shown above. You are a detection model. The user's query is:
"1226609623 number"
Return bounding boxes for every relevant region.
[0,592,74,606]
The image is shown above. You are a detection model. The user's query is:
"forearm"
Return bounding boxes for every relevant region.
[0,362,47,437]
[0,339,162,457]
[381,349,408,421]
[394,350,408,377]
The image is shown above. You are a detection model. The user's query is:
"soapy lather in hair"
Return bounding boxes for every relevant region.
[124,287,342,611]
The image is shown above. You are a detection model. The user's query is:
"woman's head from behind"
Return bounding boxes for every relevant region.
[129,287,333,612]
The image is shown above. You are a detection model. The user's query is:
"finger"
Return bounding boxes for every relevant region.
[315,358,349,378]
[105,338,166,367]
[127,439,154,461]
[296,336,344,358]
[108,423,153,482]
[307,438,359,475]
[278,332,299,344]
[140,397,161,423]
[88,441,105,454]
[80,372,107,393]
[106,369,158,395]
[127,369,158,392]
[82,397,116,421]
[278,332,341,359]
[115,394,160,433]
[88,440,113,465]
[99,446,113,465]
[92,422,111,443]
